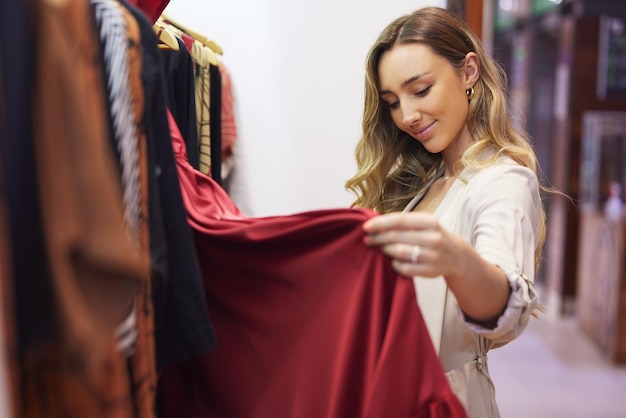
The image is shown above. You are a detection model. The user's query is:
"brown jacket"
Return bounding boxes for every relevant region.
[18,0,153,416]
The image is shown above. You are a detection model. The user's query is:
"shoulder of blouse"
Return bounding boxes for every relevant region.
[462,157,539,191]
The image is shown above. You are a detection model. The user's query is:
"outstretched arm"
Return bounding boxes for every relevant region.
[363,211,511,325]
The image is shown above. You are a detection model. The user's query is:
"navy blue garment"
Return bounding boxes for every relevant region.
[209,63,222,184]
[1,0,57,355]
[159,37,200,170]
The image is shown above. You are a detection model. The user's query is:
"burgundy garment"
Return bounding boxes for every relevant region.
[158,110,467,418]
[126,0,169,24]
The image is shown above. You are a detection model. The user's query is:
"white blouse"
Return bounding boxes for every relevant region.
[404,158,542,418]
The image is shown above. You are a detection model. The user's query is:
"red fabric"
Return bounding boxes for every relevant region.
[159,110,467,418]
[180,33,194,55]
[219,64,237,160]
[126,0,169,24]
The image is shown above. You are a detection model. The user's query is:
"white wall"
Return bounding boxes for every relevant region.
[163,0,445,216]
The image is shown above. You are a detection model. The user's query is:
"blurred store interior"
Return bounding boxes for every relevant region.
[477,0,626,416]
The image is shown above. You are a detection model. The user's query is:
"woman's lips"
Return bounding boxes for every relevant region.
[414,121,435,141]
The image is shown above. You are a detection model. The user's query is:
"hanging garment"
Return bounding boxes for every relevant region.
[157,112,467,418]
[120,0,217,374]
[93,0,144,242]
[18,0,151,416]
[159,35,201,170]
[219,63,237,179]
[125,0,169,24]
[190,39,213,176]
[208,63,222,183]
[1,0,56,366]
[93,2,159,416]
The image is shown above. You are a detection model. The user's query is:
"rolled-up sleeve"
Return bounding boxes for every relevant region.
[462,165,542,343]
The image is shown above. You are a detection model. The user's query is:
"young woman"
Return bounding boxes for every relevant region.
[346,7,545,417]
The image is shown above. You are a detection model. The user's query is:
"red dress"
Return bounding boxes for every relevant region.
[158,110,467,418]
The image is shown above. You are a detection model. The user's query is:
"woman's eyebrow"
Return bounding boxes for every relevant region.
[379,72,431,96]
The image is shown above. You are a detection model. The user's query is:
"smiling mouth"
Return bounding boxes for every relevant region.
[414,121,435,138]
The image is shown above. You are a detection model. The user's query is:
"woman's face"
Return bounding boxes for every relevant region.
[378,43,475,156]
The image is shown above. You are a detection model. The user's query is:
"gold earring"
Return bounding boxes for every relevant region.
[466,86,475,101]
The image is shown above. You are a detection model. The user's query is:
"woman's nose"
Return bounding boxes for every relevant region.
[401,103,421,126]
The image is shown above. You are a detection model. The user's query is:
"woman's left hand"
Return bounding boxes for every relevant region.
[363,212,466,279]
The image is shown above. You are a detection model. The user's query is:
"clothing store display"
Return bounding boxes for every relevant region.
[160,21,225,182]
[159,36,201,170]
[404,159,542,417]
[16,0,149,416]
[1,0,218,415]
[157,113,467,418]
[120,0,217,374]
[98,2,159,416]
[191,40,213,176]
[93,0,143,240]
[93,0,148,359]
[1,1,469,416]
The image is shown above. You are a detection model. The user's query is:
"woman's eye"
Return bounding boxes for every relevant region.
[415,85,432,97]
[382,98,399,109]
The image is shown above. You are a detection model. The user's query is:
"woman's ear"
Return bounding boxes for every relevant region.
[463,52,480,88]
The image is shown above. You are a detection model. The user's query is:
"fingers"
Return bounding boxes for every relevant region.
[363,213,443,279]
[378,243,436,278]
[378,243,424,263]
[363,212,437,233]
[364,225,439,248]
[392,259,427,278]
[365,230,430,248]
[363,212,439,247]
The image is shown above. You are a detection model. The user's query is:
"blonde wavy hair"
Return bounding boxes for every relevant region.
[345,6,546,271]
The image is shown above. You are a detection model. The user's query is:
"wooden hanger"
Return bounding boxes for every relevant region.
[153,24,180,51]
[202,43,220,66]
[160,13,223,56]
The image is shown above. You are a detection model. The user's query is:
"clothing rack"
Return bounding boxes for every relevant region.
[160,13,223,55]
